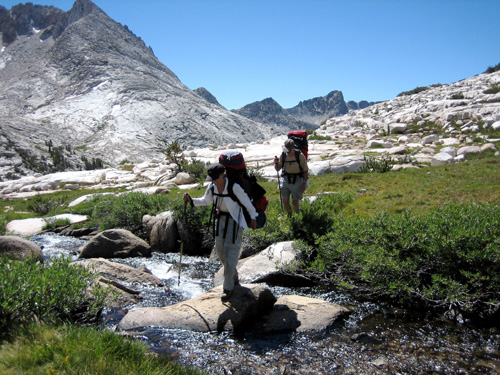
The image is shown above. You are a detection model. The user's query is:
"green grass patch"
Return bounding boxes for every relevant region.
[0,324,204,375]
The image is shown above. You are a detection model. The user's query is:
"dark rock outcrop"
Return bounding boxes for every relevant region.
[286,90,349,125]
[78,229,151,259]
[194,87,223,107]
[347,99,378,111]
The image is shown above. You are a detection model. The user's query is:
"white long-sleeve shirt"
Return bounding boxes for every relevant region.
[191,178,257,231]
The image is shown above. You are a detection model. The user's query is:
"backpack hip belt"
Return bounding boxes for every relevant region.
[282,171,303,184]
[215,212,238,243]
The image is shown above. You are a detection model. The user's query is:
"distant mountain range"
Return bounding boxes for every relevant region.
[0,0,375,178]
[196,88,376,129]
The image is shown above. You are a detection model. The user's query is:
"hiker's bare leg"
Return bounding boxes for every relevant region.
[292,199,300,213]
[282,196,292,213]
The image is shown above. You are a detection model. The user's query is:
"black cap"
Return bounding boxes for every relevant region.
[206,163,225,181]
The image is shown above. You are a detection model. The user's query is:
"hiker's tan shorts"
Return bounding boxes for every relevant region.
[281,175,304,201]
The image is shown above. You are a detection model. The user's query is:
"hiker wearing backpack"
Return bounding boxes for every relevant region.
[274,138,309,215]
[183,162,257,302]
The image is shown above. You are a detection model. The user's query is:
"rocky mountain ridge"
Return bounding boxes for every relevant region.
[287,90,349,125]
[231,97,317,132]
[0,0,275,178]
[231,90,377,129]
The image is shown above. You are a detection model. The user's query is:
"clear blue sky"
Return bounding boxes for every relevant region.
[3,0,500,110]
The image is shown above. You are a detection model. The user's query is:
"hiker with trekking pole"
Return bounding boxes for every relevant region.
[274,137,309,216]
[183,162,258,302]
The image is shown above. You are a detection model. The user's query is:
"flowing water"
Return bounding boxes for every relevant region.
[31,233,500,374]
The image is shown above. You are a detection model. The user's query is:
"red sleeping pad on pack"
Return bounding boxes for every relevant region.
[288,130,308,159]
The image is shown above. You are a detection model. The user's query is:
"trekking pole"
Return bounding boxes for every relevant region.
[275,156,283,212]
[178,201,187,286]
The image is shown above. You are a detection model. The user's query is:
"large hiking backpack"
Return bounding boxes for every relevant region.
[280,131,308,180]
[218,150,268,228]
[288,130,308,159]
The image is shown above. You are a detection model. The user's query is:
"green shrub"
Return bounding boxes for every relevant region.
[243,199,294,251]
[484,62,500,73]
[450,92,465,99]
[289,193,354,245]
[86,192,174,231]
[181,158,208,182]
[244,192,355,249]
[359,155,395,173]
[42,218,71,230]
[308,131,333,141]
[484,83,500,94]
[309,204,500,320]
[397,86,429,97]
[27,194,69,216]
[172,199,213,253]
[164,140,185,172]
[0,256,109,340]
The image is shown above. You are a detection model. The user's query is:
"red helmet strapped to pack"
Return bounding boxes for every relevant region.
[218,150,246,170]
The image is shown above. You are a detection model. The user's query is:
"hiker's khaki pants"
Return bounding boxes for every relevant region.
[215,216,241,291]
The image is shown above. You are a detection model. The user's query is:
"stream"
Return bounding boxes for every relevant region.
[31,233,500,374]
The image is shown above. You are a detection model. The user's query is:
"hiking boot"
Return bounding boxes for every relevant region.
[221,289,233,302]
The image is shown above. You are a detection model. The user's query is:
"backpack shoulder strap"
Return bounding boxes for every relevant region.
[296,150,303,173]
[226,179,234,198]
[210,182,230,197]
[227,180,251,224]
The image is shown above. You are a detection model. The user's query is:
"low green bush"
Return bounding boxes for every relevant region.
[42,218,70,230]
[0,256,109,340]
[359,155,395,173]
[181,158,208,183]
[484,62,500,73]
[84,192,174,231]
[308,204,500,320]
[484,83,500,94]
[450,92,465,99]
[244,192,355,250]
[397,86,429,97]
[308,134,333,141]
[172,199,213,253]
[26,194,69,216]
